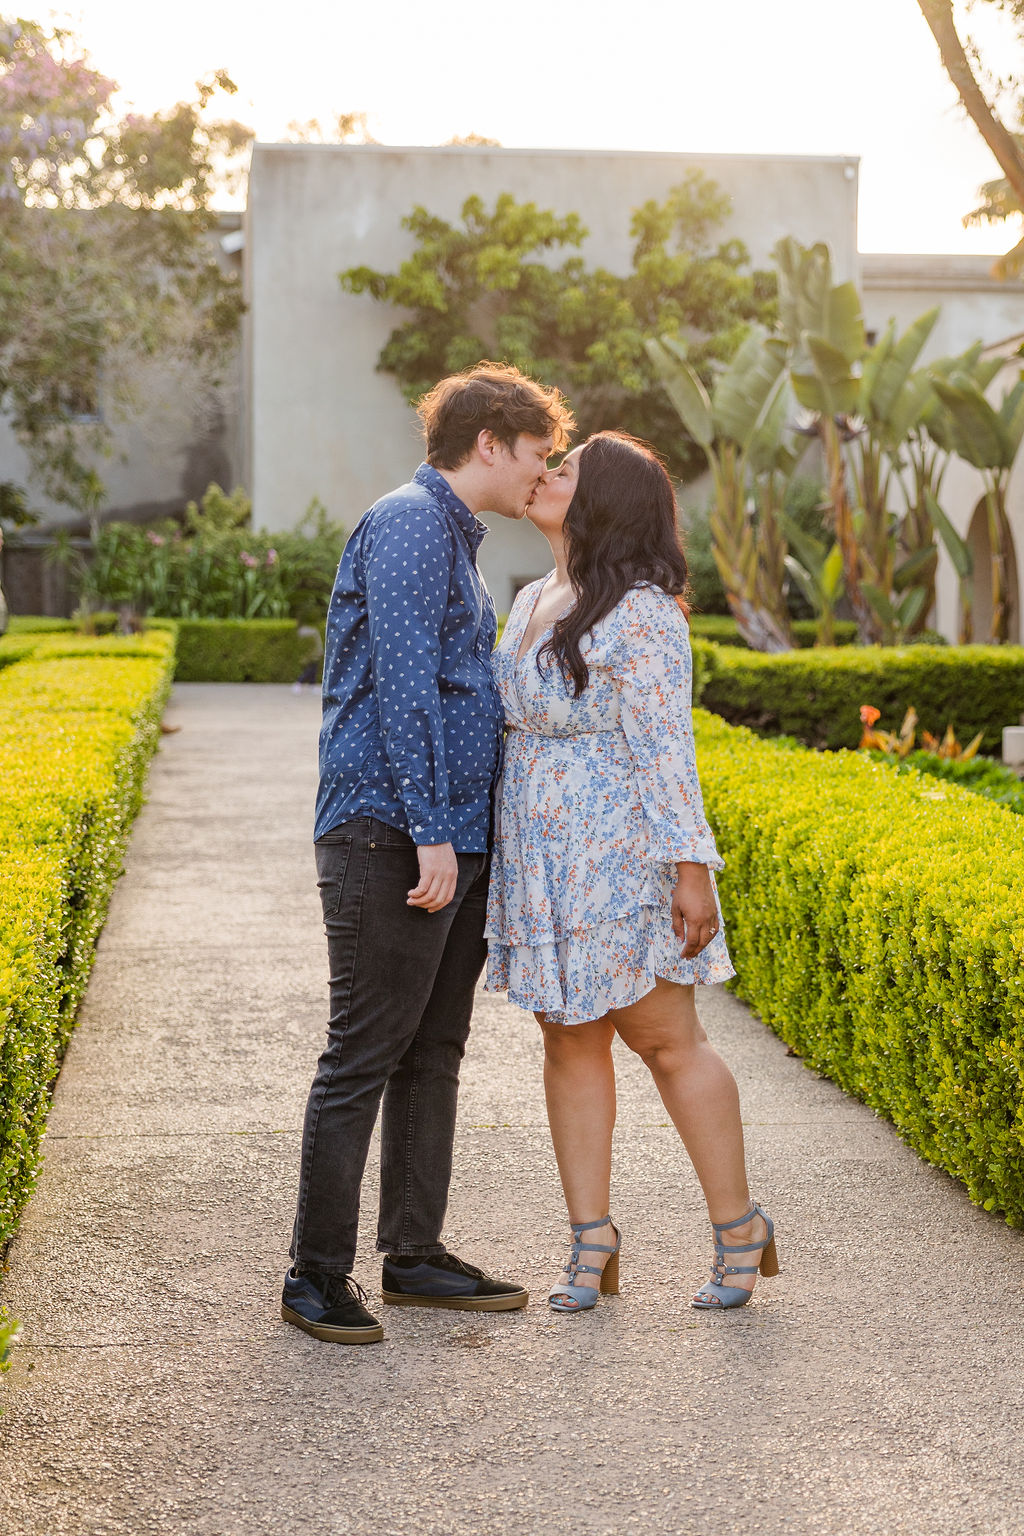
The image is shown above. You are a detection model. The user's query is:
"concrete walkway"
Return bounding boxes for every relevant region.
[1,684,1023,1536]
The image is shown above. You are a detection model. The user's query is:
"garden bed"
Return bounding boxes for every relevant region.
[0,629,176,1247]
[696,709,1024,1225]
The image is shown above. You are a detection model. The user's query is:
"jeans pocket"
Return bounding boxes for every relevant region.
[316,838,352,918]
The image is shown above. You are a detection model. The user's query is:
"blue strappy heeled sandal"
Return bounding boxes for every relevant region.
[691,1202,778,1310]
[547,1216,621,1313]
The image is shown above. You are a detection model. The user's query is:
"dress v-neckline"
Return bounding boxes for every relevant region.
[513,574,556,667]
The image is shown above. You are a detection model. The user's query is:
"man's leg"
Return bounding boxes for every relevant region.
[290,820,465,1277]
[375,855,529,1311]
[376,852,490,1256]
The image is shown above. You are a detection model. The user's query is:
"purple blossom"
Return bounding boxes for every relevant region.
[265,548,278,567]
[146,531,165,546]
[239,551,258,569]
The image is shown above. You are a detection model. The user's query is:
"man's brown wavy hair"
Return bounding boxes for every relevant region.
[418,362,575,468]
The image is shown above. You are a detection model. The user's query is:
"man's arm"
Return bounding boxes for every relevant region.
[364,506,458,912]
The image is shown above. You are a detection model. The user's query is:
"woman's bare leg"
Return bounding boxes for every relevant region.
[537,1012,618,1300]
[609,978,767,1297]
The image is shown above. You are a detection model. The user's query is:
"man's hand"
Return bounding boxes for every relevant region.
[408,842,458,913]
[671,861,719,958]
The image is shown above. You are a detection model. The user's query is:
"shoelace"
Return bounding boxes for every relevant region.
[432,1253,486,1281]
[322,1274,371,1309]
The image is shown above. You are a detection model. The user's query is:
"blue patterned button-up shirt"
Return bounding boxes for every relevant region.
[314,463,504,850]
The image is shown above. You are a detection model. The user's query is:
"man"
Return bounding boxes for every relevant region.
[283,362,575,1344]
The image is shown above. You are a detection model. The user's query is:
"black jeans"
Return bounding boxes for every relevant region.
[290,818,490,1276]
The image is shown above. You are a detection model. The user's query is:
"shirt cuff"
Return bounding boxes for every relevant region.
[405,808,455,846]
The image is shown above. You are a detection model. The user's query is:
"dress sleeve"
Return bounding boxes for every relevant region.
[363,506,454,845]
[607,586,724,870]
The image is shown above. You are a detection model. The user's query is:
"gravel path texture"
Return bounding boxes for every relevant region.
[1,682,1022,1536]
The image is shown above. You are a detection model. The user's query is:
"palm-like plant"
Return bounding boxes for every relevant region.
[646,327,796,650]
[931,368,1024,642]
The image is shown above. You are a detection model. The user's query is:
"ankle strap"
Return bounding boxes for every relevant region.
[712,1204,759,1234]
[571,1215,611,1234]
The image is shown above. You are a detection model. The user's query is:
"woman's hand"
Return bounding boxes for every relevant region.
[671,861,719,958]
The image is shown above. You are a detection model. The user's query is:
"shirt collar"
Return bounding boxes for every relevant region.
[414,463,488,552]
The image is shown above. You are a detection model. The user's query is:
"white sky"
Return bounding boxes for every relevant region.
[31,0,1024,255]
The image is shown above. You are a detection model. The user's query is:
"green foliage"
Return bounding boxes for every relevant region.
[0,1308,19,1369]
[871,749,1024,815]
[80,487,345,622]
[340,176,777,482]
[701,644,1024,751]
[172,619,312,682]
[0,17,250,513]
[681,476,830,621]
[695,709,1024,1225]
[689,615,858,648]
[0,629,175,1246]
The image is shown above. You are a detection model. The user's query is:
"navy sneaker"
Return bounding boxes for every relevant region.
[281,1267,384,1344]
[381,1252,529,1311]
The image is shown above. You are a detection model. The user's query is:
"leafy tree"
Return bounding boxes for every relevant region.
[0,16,251,516]
[917,0,1024,274]
[340,173,776,481]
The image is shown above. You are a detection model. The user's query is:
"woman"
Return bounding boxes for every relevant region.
[485,431,778,1312]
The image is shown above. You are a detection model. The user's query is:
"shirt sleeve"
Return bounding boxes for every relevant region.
[364,506,455,845]
[607,586,724,870]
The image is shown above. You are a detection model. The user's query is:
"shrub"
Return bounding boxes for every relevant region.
[695,709,1024,1225]
[872,750,1024,816]
[701,644,1024,751]
[0,631,175,1247]
[80,486,345,622]
[173,619,311,682]
[689,615,858,648]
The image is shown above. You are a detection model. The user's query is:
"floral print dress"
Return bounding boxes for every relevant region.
[484,579,735,1027]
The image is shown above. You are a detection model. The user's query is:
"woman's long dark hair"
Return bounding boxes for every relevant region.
[538,430,690,697]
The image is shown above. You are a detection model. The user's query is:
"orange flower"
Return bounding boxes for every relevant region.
[859,705,881,726]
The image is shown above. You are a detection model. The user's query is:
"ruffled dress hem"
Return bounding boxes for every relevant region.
[485,905,736,1028]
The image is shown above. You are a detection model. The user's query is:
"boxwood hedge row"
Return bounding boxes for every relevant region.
[0,631,175,1247]
[700,644,1024,751]
[696,709,1024,1224]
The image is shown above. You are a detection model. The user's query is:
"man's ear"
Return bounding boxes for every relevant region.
[476,429,500,466]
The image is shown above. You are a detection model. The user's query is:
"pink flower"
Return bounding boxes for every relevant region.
[146,531,165,546]
[239,551,258,569]
[265,548,278,567]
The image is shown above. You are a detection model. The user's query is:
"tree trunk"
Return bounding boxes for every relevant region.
[917,1,1024,216]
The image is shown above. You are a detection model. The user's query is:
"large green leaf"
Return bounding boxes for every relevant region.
[645,337,714,448]
[824,282,865,364]
[999,374,1024,457]
[887,369,936,448]
[861,582,896,626]
[783,554,818,609]
[821,542,844,600]
[924,488,973,581]
[858,323,895,421]
[805,334,860,416]
[893,546,937,592]
[713,327,787,449]
[747,380,793,476]
[864,308,940,425]
[895,586,928,630]
[931,375,1010,470]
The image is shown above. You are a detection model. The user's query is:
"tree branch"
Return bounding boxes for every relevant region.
[917,0,1024,214]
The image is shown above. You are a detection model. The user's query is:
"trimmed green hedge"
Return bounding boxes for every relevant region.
[172,619,311,682]
[701,644,1024,751]
[689,615,859,649]
[0,631,175,1247]
[696,709,1024,1224]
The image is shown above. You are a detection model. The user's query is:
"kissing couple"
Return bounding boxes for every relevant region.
[282,362,779,1344]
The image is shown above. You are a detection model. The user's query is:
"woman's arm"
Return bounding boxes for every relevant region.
[609,587,723,957]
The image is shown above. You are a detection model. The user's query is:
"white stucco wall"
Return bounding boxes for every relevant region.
[861,254,1024,642]
[247,144,860,612]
